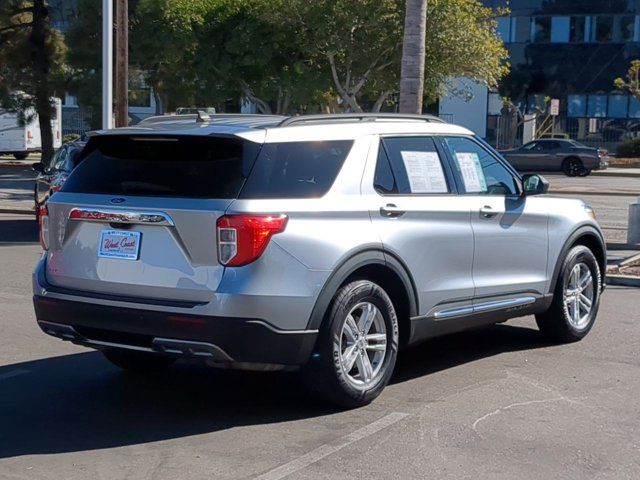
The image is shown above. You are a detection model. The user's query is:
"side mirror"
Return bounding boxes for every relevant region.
[32,162,45,173]
[522,174,549,196]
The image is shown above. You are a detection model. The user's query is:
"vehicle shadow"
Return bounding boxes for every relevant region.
[0,217,38,244]
[392,323,551,384]
[0,323,549,458]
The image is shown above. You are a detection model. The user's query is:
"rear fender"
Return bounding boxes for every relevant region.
[306,249,418,330]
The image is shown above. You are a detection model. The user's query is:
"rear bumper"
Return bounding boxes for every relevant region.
[33,295,318,368]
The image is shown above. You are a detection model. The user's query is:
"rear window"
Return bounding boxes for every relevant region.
[62,135,259,198]
[240,140,353,199]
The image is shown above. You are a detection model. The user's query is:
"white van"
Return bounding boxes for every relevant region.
[0,98,62,159]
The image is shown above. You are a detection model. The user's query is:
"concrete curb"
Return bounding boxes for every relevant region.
[606,275,640,287]
[550,190,637,197]
[0,208,33,215]
[593,171,640,178]
[606,243,640,251]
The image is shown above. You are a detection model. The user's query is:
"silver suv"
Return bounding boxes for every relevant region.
[33,114,606,407]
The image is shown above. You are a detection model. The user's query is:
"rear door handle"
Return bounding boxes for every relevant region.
[380,204,405,218]
[479,205,497,218]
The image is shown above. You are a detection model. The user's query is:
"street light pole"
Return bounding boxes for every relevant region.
[102,0,113,130]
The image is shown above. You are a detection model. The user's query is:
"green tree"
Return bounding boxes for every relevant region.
[287,0,508,112]
[0,0,67,162]
[196,0,323,114]
[614,60,640,100]
[131,0,218,111]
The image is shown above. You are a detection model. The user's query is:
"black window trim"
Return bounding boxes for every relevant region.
[373,134,459,197]
[437,134,524,197]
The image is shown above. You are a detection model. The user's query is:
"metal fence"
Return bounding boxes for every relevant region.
[485,113,636,153]
[61,107,93,136]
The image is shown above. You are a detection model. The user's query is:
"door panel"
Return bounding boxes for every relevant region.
[470,195,549,297]
[442,136,549,299]
[364,136,474,317]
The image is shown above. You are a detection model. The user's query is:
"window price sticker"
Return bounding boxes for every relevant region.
[455,152,487,193]
[400,151,448,194]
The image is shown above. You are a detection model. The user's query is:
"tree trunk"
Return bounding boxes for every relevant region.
[399,0,427,114]
[30,0,55,163]
[115,0,129,127]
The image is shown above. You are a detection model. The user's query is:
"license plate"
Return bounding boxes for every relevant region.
[98,229,141,260]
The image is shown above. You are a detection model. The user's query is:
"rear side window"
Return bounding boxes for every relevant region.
[374,136,449,194]
[240,140,353,199]
[62,135,259,198]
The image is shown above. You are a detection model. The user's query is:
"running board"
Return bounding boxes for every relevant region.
[434,296,537,320]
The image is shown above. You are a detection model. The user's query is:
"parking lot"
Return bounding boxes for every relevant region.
[0,162,639,479]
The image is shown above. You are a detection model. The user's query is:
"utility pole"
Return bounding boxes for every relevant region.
[102,0,113,129]
[115,0,128,127]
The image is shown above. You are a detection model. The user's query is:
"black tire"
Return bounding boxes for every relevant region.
[562,157,584,177]
[13,152,28,160]
[536,245,602,343]
[102,349,176,373]
[303,280,399,408]
[577,168,592,177]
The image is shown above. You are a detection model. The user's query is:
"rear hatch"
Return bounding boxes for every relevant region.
[44,134,260,304]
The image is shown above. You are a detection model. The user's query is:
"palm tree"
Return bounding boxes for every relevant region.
[398,0,427,114]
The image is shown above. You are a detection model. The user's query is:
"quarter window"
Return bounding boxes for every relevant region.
[374,137,449,195]
[444,137,520,196]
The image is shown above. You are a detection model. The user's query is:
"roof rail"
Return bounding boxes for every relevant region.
[137,113,285,125]
[278,113,446,127]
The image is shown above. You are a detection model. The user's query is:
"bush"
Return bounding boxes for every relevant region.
[616,137,640,157]
[62,133,81,145]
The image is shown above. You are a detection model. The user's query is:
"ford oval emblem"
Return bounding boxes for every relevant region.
[110,197,126,204]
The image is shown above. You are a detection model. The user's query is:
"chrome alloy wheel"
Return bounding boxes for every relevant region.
[339,302,387,389]
[563,262,594,329]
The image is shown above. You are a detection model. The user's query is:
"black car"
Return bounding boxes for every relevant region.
[32,140,86,220]
[500,139,608,177]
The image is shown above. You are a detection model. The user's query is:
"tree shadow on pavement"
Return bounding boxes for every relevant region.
[0,217,38,244]
[0,323,550,458]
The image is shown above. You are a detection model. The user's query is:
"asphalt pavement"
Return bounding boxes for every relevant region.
[0,214,639,479]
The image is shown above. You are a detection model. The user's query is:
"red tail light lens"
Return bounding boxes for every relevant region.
[39,205,49,250]
[216,214,288,267]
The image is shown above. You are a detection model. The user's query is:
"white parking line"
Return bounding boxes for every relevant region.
[254,412,410,480]
[0,369,29,381]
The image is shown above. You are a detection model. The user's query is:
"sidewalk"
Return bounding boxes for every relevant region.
[0,160,36,214]
[593,167,640,178]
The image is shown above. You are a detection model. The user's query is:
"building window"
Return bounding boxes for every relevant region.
[532,17,551,42]
[551,16,570,43]
[570,17,586,42]
[568,95,587,117]
[618,15,635,41]
[496,16,510,43]
[514,17,531,43]
[587,95,608,117]
[608,94,629,118]
[593,16,613,42]
[629,97,640,118]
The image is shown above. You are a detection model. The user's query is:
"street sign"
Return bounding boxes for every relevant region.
[550,98,560,116]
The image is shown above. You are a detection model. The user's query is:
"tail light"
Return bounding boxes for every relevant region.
[39,205,49,250]
[597,148,607,157]
[217,214,288,267]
